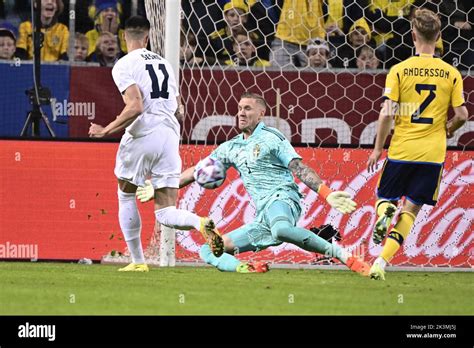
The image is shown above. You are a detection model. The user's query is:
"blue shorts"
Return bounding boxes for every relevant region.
[377,158,444,206]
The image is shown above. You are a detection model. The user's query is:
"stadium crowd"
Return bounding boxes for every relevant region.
[0,0,472,71]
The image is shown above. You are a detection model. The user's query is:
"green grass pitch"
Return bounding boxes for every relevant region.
[1,262,472,315]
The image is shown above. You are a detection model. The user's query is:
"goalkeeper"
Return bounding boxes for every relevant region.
[138,92,369,275]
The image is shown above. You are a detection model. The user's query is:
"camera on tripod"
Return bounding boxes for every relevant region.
[20,0,56,137]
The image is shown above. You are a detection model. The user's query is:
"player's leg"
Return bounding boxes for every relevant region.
[372,159,406,244]
[373,199,398,244]
[267,200,370,275]
[370,162,443,280]
[153,188,223,256]
[150,126,223,256]
[200,224,268,273]
[116,179,148,272]
[370,200,422,280]
[114,133,148,271]
[199,226,258,272]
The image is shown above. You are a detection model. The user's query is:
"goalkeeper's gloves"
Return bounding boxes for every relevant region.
[317,184,357,214]
[136,180,155,203]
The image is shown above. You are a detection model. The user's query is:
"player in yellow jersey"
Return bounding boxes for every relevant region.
[271,0,325,67]
[366,9,468,280]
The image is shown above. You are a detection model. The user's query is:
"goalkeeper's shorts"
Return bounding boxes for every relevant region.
[377,158,444,206]
[226,190,302,252]
[114,126,181,189]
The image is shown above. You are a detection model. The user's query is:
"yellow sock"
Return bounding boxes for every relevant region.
[380,211,416,263]
[376,199,393,217]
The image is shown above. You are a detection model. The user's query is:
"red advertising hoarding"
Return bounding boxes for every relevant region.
[1,140,472,267]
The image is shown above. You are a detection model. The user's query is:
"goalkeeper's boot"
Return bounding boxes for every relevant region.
[369,263,386,281]
[118,263,149,272]
[373,203,397,244]
[236,261,269,273]
[346,256,370,276]
[200,217,224,257]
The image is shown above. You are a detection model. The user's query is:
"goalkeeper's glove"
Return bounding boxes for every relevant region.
[318,184,357,214]
[136,180,155,203]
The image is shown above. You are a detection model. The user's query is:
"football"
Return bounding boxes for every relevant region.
[193,157,226,189]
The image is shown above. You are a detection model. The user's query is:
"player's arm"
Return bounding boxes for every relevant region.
[446,105,468,138]
[289,159,356,214]
[89,84,143,137]
[367,98,397,172]
[175,96,185,122]
[180,166,196,188]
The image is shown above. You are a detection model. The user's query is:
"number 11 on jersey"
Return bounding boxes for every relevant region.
[146,64,169,99]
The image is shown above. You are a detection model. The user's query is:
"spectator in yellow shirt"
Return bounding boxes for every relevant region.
[271,0,325,68]
[207,0,264,65]
[86,0,126,56]
[330,18,377,68]
[16,0,69,61]
[225,30,270,67]
[323,0,368,38]
[87,31,122,67]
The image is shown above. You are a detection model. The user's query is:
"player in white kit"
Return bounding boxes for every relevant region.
[89,16,223,271]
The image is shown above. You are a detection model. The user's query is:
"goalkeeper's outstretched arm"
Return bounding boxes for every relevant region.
[289,158,356,214]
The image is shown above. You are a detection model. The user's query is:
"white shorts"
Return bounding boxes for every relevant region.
[114,125,181,189]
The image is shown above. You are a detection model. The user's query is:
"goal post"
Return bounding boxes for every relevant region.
[144,0,181,267]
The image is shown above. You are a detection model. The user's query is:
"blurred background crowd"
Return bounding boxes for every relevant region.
[0,0,472,71]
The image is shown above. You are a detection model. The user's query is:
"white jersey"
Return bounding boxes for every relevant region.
[112,48,179,138]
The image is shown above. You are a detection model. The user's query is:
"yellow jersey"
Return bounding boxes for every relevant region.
[276,0,325,45]
[86,29,127,56]
[325,0,344,30]
[369,0,414,17]
[383,53,465,164]
[17,21,69,61]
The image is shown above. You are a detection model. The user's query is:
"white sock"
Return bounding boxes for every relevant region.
[126,237,145,264]
[155,206,201,230]
[374,257,387,269]
[117,189,144,264]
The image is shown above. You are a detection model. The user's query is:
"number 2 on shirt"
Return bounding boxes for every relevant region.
[411,83,436,124]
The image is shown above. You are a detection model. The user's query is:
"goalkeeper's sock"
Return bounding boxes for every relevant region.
[199,244,240,272]
[118,189,145,264]
[271,221,350,263]
[155,206,201,230]
[380,211,416,263]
